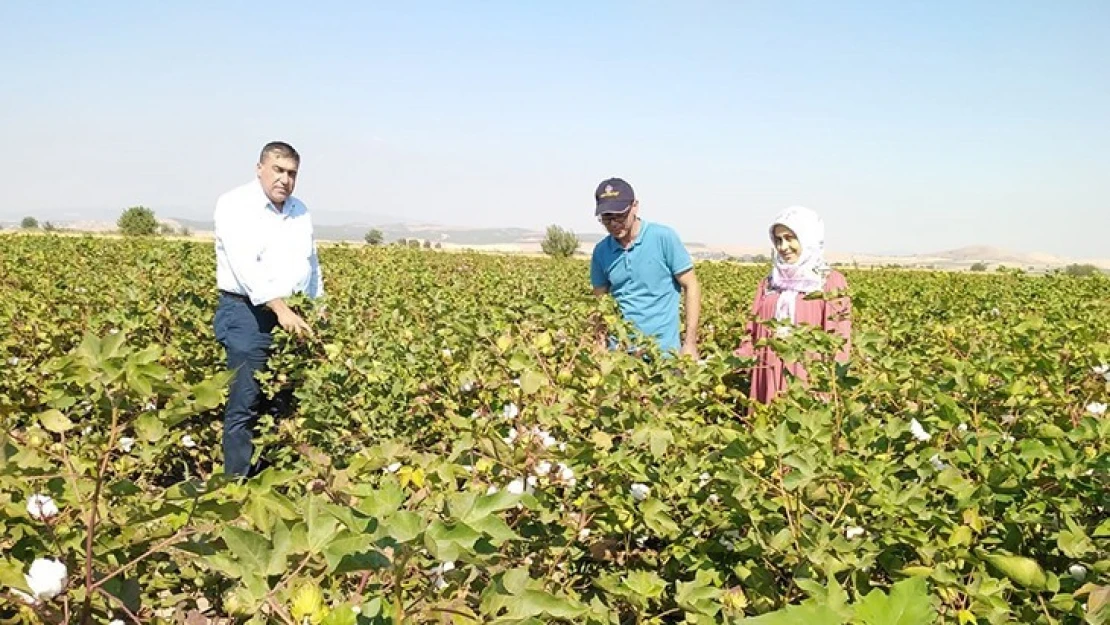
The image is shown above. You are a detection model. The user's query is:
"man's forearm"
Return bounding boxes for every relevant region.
[266,298,292,318]
[683,281,701,345]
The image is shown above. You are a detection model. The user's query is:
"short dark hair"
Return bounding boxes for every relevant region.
[259,141,300,165]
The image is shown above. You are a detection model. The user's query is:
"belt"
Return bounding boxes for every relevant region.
[218,290,251,303]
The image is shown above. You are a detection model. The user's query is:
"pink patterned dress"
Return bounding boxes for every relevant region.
[736,270,851,405]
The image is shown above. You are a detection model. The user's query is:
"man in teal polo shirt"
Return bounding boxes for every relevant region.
[590,177,701,358]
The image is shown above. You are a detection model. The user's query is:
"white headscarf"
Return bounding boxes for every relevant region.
[768,206,830,324]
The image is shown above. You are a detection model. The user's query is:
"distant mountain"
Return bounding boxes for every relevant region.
[4,216,1106,271]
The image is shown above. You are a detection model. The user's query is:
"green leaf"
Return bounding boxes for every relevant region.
[222,526,279,577]
[38,409,73,433]
[675,570,723,617]
[305,495,341,552]
[519,369,546,395]
[499,589,587,620]
[0,558,31,594]
[985,554,1047,590]
[623,570,667,600]
[322,532,386,574]
[134,411,166,442]
[854,577,936,625]
[191,377,226,410]
[739,603,844,624]
[383,511,424,544]
[425,520,482,561]
[465,513,520,543]
[1057,526,1094,558]
[641,498,680,538]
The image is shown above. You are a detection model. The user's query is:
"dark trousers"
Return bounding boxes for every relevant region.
[213,292,277,478]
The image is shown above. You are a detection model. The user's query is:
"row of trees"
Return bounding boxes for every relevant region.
[21,207,191,237]
[362,225,583,259]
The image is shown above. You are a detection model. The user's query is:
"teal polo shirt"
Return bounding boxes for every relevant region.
[590,220,693,353]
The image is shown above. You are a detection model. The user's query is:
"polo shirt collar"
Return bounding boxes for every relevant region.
[609,219,650,252]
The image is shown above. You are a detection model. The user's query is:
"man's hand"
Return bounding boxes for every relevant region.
[681,341,699,359]
[267,298,313,337]
[277,309,312,337]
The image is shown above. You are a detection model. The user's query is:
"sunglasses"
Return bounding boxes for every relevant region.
[597,208,633,225]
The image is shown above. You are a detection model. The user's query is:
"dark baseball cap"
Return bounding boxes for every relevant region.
[594,178,635,216]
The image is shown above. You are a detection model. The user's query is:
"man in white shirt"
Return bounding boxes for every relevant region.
[213,141,324,478]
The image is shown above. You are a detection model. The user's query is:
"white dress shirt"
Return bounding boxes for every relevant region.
[214,179,324,306]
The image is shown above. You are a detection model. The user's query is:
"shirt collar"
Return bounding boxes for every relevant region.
[252,179,301,217]
[607,219,649,252]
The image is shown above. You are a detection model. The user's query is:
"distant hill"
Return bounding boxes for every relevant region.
[4,217,1107,272]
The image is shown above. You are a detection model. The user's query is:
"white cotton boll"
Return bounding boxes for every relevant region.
[503,429,519,446]
[1086,402,1107,416]
[957,423,968,433]
[143,401,157,411]
[430,561,455,576]
[929,454,947,471]
[27,495,59,521]
[1069,564,1087,582]
[698,473,711,486]
[774,326,793,339]
[8,357,18,366]
[845,527,865,540]
[181,434,196,448]
[25,558,68,602]
[708,494,720,505]
[82,425,93,436]
[909,418,931,442]
[442,348,452,357]
[461,381,475,393]
[1003,434,1016,443]
[1092,364,1109,376]
[384,462,402,473]
[534,461,552,477]
[502,403,519,419]
[556,464,575,487]
[109,620,125,625]
[578,528,591,541]
[507,478,527,495]
[630,483,650,502]
[486,485,499,495]
[118,437,135,453]
[558,442,567,452]
[109,328,119,335]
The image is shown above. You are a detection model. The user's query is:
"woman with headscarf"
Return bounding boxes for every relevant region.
[735,206,852,404]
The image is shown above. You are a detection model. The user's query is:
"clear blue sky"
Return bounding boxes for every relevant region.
[2,1,1107,257]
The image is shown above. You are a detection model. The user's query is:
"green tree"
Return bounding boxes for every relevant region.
[970,262,988,272]
[408,239,422,249]
[541,225,579,258]
[21,216,39,229]
[159,223,177,236]
[364,229,384,246]
[180,226,193,237]
[42,221,57,232]
[423,240,432,249]
[1064,263,1101,277]
[117,206,159,237]
[396,238,408,246]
